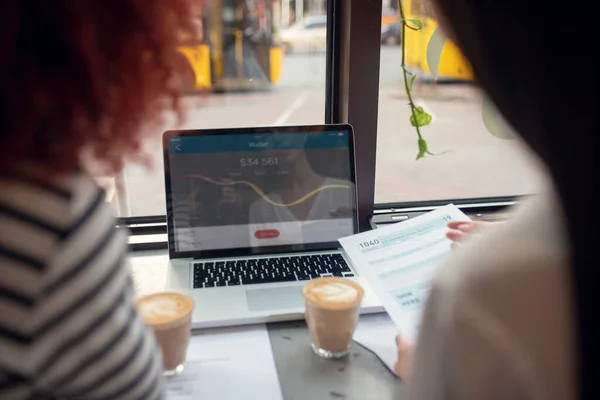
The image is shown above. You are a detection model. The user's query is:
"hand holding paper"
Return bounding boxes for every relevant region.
[340,204,471,342]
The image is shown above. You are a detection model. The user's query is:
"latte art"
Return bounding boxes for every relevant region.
[136,292,195,374]
[302,277,364,357]
[137,292,194,327]
[310,282,359,303]
[302,277,364,310]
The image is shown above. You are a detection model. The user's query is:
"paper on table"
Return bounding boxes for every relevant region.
[340,204,470,342]
[353,313,399,374]
[166,324,283,400]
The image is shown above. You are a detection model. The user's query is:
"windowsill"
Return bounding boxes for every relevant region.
[127,201,516,303]
[126,201,516,253]
[372,200,516,227]
[128,248,170,298]
[129,233,167,245]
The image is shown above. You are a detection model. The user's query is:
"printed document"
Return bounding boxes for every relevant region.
[353,313,399,373]
[166,324,282,400]
[339,204,470,342]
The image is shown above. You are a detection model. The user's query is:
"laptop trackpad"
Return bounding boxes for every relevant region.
[246,286,304,312]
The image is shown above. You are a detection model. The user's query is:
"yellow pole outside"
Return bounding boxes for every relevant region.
[235,29,244,79]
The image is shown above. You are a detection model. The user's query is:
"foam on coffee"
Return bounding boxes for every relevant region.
[302,277,363,309]
[137,292,194,328]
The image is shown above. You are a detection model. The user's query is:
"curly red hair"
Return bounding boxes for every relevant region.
[0,0,197,174]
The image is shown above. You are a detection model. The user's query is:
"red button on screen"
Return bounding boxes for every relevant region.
[254,229,280,239]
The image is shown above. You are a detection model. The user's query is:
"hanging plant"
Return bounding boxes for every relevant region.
[396,0,514,160]
[397,0,433,160]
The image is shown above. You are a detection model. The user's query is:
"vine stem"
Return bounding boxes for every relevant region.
[397,0,423,142]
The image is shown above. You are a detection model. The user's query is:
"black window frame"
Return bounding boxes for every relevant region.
[121,0,521,251]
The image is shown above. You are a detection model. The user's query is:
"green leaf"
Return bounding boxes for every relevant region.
[482,96,515,140]
[409,74,417,90]
[416,138,428,160]
[426,26,447,80]
[403,19,424,31]
[410,107,432,127]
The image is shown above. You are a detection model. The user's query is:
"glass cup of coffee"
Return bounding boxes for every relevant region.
[136,292,195,376]
[302,277,364,359]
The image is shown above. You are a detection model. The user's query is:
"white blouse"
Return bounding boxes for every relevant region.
[408,187,576,399]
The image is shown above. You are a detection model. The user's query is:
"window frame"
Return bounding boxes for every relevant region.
[121,0,523,250]
[329,0,381,232]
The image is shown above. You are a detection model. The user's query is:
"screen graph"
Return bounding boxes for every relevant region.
[173,174,352,208]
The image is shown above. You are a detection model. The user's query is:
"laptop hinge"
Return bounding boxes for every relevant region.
[191,249,343,260]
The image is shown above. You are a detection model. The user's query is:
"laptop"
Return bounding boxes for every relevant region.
[163,124,383,329]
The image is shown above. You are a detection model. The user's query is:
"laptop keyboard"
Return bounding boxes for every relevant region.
[192,253,354,289]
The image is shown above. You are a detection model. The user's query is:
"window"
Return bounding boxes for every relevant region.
[375,0,546,207]
[114,0,541,240]
[108,0,329,218]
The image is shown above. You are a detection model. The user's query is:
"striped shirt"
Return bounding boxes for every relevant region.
[0,168,165,399]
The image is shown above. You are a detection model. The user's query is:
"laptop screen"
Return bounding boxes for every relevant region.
[164,125,358,258]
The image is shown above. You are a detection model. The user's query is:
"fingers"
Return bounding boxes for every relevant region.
[394,361,404,378]
[446,220,487,232]
[446,221,489,246]
[395,334,412,379]
[446,229,467,243]
[396,334,411,352]
[446,220,468,230]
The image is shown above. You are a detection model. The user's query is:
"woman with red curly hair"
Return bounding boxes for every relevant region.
[0,1,197,398]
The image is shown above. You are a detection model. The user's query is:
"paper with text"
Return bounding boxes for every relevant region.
[166,324,283,400]
[340,204,470,342]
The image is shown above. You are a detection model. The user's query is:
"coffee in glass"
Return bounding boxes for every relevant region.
[136,292,194,376]
[302,277,364,358]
